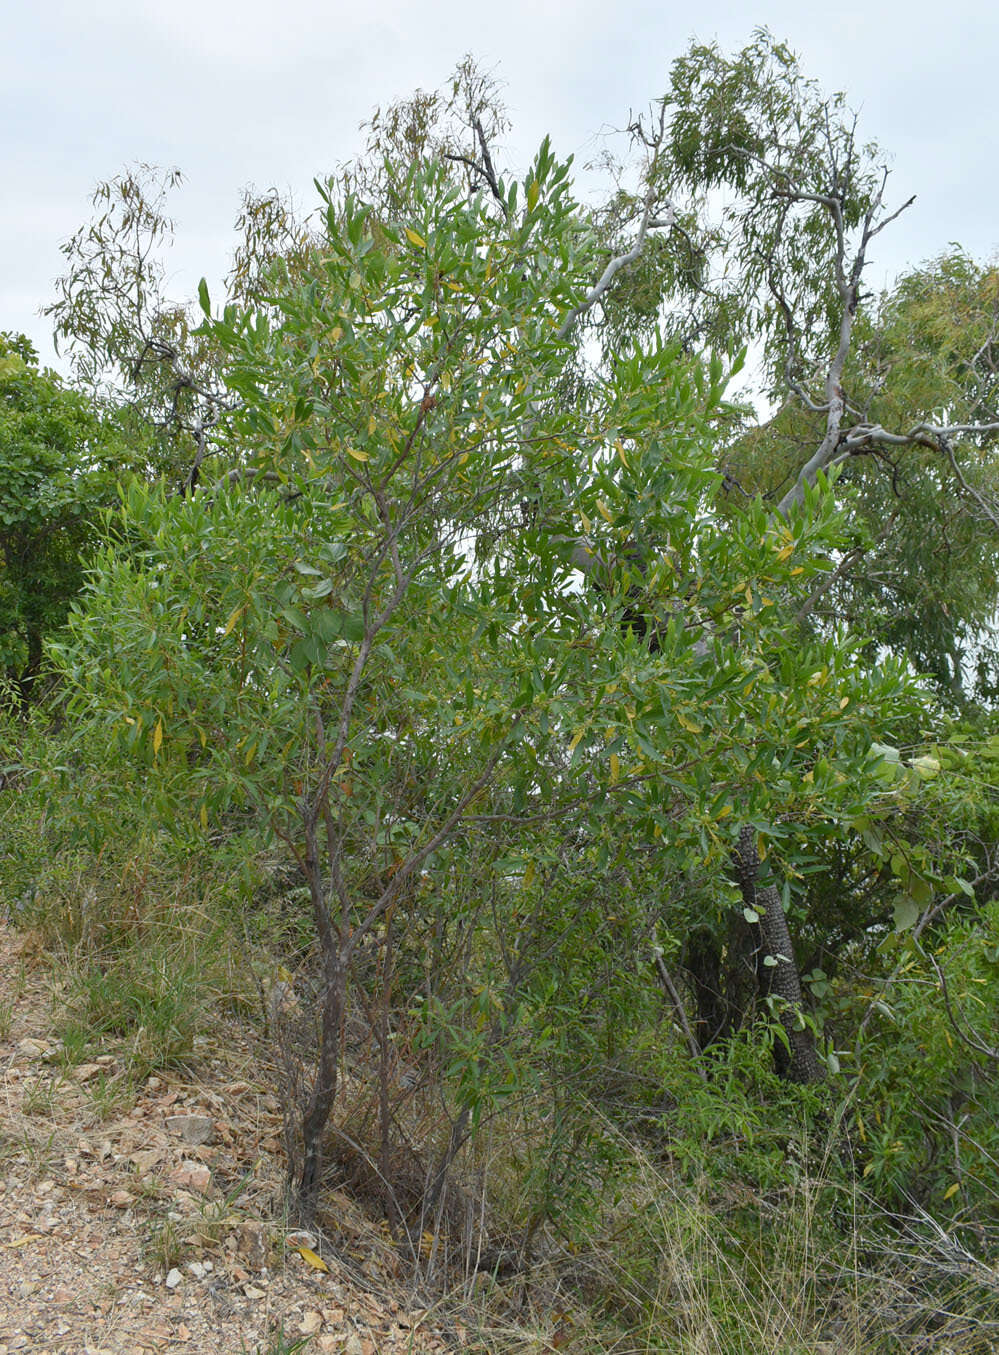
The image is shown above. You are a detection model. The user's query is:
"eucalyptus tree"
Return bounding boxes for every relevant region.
[45,165,314,494]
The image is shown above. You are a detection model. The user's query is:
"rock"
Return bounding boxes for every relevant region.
[15,1038,50,1059]
[285,1229,317,1251]
[237,1221,269,1270]
[129,1148,162,1174]
[109,1190,132,1209]
[299,1311,323,1335]
[165,1114,215,1146]
[169,1161,212,1195]
[164,1268,183,1290]
[73,1063,104,1083]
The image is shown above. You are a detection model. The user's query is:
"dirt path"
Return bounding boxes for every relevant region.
[0,926,458,1355]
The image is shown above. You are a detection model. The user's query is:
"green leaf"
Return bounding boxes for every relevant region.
[892,897,920,932]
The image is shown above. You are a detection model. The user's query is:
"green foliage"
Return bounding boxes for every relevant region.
[14,38,999,1347]
[723,251,999,699]
[0,333,125,707]
[49,140,937,1227]
[45,165,234,489]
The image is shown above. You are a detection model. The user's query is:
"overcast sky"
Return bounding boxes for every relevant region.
[4,0,997,373]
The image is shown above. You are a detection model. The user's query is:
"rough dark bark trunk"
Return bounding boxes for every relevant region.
[732,825,825,1084]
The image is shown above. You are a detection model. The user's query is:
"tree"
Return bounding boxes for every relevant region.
[55,145,603,1217]
[44,45,999,1263]
[0,332,123,710]
[52,115,943,1229]
[724,250,999,698]
[46,166,248,493]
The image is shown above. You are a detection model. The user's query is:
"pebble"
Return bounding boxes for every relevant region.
[165,1113,216,1145]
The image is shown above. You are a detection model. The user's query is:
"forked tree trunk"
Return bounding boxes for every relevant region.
[732,825,824,1084]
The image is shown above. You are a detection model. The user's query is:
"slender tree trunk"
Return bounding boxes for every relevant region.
[732,825,824,1084]
[296,955,346,1222]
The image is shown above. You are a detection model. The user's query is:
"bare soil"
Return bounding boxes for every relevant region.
[0,925,463,1355]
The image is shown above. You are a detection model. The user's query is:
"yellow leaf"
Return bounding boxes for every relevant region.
[568,729,585,755]
[423,314,438,328]
[527,179,540,211]
[367,414,376,435]
[596,499,613,524]
[943,1182,960,1200]
[405,227,426,248]
[295,1245,330,1272]
[579,511,591,533]
[609,752,620,785]
[153,719,163,756]
[522,861,536,887]
[200,803,208,830]
[676,713,702,734]
[346,447,369,461]
[615,440,629,469]
[223,605,244,637]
